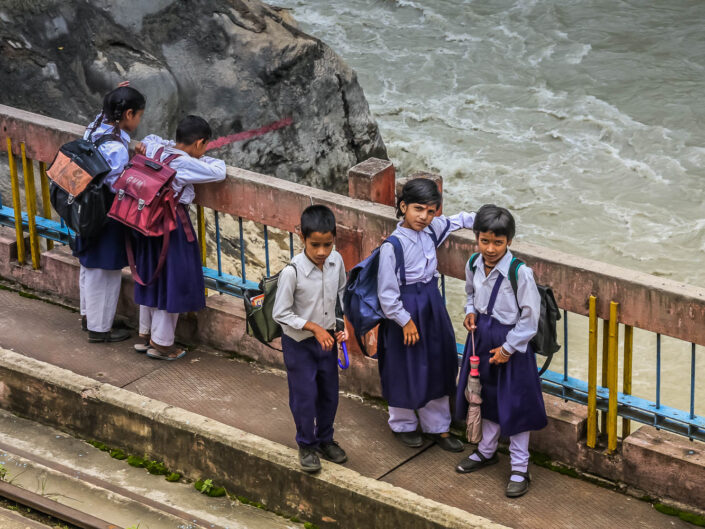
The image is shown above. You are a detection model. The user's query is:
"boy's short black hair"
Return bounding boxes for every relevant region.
[473,204,516,240]
[396,178,442,218]
[176,115,212,145]
[301,205,336,238]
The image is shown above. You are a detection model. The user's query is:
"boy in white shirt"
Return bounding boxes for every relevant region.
[272,205,348,473]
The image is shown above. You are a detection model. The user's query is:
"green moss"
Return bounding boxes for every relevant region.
[145,460,168,475]
[126,455,146,468]
[110,449,127,460]
[236,495,266,509]
[654,503,705,527]
[165,472,181,482]
[303,523,319,529]
[88,440,110,452]
[195,479,225,497]
[289,516,301,523]
[679,511,705,527]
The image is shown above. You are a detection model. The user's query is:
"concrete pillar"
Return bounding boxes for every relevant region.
[396,171,444,216]
[348,158,395,206]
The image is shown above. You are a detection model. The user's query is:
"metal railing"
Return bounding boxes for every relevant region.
[0,105,703,449]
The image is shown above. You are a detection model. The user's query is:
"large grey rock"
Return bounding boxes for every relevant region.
[0,0,387,192]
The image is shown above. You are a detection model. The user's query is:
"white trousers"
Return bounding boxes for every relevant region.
[388,396,451,434]
[79,265,122,333]
[478,419,530,472]
[139,305,179,347]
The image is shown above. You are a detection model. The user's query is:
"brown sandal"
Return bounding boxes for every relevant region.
[146,340,186,361]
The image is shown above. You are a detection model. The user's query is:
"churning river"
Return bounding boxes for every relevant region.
[275,0,705,418]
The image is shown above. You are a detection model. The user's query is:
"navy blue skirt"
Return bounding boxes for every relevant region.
[378,279,458,409]
[73,218,128,270]
[132,211,205,314]
[454,314,547,436]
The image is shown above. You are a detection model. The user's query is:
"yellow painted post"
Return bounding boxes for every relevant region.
[622,325,633,437]
[20,143,41,269]
[197,205,207,295]
[607,301,620,452]
[587,296,598,448]
[600,318,609,434]
[7,138,26,264]
[38,161,54,251]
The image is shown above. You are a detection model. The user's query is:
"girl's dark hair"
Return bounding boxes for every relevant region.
[175,115,212,145]
[473,204,516,240]
[301,205,336,238]
[396,178,442,218]
[89,86,146,137]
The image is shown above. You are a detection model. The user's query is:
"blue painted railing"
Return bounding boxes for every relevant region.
[0,176,702,444]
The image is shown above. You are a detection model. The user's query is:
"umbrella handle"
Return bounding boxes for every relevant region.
[338,341,350,369]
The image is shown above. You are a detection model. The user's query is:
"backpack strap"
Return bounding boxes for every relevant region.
[93,132,125,148]
[508,257,524,307]
[427,218,451,248]
[384,235,406,286]
[468,252,480,272]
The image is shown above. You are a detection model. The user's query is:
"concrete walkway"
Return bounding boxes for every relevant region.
[0,287,692,529]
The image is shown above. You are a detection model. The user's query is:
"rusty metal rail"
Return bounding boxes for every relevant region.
[0,480,119,529]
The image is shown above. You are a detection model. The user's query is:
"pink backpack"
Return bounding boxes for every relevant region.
[109,147,194,285]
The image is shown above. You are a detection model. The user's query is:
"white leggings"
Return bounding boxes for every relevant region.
[139,305,179,346]
[79,265,122,333]
[478,419,530,472]
[388,396,452,434]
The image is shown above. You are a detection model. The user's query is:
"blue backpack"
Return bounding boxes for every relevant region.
[344,236,404,358]
[344,219,452,357]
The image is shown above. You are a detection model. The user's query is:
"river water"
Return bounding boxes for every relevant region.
[275,0,704,418]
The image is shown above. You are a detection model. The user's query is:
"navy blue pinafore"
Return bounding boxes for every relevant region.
[132,207,205,314]
[377,269,458,410]
[454,275,547,436]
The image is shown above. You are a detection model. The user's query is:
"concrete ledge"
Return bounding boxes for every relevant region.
[2,231,705,512]
[0,347,507,529]
[624,426,705,508]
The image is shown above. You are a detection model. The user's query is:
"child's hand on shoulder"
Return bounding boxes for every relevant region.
[463,313,477,332]
[403,319,420,346]
[489,346,511,365]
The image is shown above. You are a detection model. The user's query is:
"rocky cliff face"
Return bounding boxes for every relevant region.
[0,0,387,192]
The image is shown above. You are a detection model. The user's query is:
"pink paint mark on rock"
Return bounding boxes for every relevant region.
[207,117,293,151]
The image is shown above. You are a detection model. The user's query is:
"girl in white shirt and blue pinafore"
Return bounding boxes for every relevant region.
[131,115,226,360]
[454,204,547,498]
[377,178,475,452]
[73,86,145,343]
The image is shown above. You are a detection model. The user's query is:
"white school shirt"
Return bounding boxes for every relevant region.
[377,212,475,327]
[465,250,541,354]
[272,251,347,342]
[142,135,226,204]
[83,118,130,192]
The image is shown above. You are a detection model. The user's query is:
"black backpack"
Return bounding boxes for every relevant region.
[469,252,560,375]
[47,133,122,239]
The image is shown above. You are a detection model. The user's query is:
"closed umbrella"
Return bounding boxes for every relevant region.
[465,331,483,444]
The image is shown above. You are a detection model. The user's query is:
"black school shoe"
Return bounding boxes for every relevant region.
[88,329,131,343]
[506,471,531,498]
[299,447,321,473]
[455,450,499,473]
[318,441,348,464]
[83,317,130,332]
[426,433,464,452]
[393,431,424,448]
